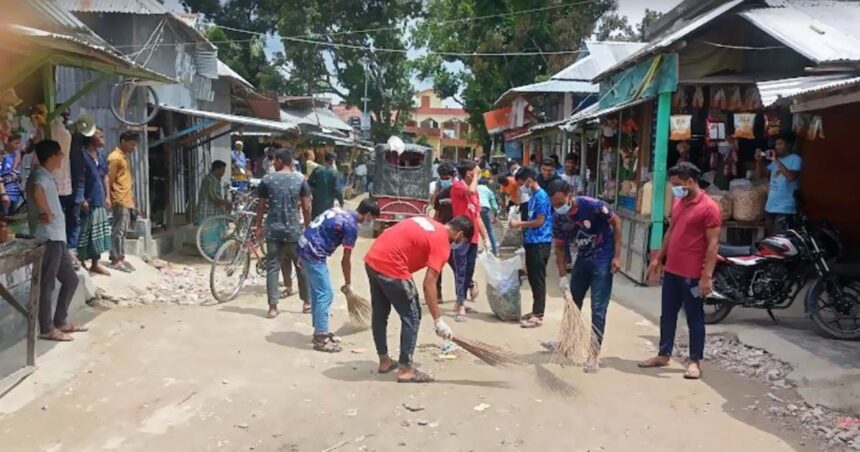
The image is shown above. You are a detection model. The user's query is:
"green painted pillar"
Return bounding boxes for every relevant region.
[649,91,672,250]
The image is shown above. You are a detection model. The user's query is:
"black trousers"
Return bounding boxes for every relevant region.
[366,264,421,367]
[524,242,552,316]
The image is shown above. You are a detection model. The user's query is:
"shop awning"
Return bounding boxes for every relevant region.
[308,131,356,147]
[5,25,175,84]
[159,104,300,132]
[756,74,860,107]
[563,103,601,127]
[494,79,597,107]
[577,96,654,122]
[281,107,353,132]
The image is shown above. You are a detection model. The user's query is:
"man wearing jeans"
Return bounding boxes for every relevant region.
[639,162,721,380]
[548,179,622,372]
[449,160,490,321]
[299,198,379,353]
[26,140,84,342]
[107,131,138,272]
[509,167,553,328]
[255,148,310,319]
[364,215,473,383]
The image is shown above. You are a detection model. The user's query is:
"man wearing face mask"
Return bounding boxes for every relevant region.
[299,198,380,353]
[509,167,553,328]
[639,162,721,380]
[450,160,491,321]
[364,215,474,383]
[548,179,622,372]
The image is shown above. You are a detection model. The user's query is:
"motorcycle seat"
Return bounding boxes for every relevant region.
[719,244,754,258]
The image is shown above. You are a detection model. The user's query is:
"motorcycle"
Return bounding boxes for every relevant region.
[705,219,860,340]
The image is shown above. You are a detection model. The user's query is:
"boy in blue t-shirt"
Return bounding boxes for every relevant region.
[509,167,553,328]
[298,198,380,352]
[549,179,622,372]
[755,134,802,236]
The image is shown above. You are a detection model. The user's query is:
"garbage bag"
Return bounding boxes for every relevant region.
[479,250,523,321]
[499,206,523,248]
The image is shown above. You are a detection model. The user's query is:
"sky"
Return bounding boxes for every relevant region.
[166,0,682,104]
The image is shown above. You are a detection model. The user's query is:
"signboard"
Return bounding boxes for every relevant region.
[360,112,371,131]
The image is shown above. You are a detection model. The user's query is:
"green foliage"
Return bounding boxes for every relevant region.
[413,0,617,144]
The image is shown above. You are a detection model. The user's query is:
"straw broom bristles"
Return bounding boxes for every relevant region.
[550,289,599,366]
[450,336,522,367]
[345,291,372,329]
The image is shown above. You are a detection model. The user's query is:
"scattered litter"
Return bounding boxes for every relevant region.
[346,409,358,417]
[473,403,491,412]
[400,420,411,427]
[440,341,458,354]
[837,417,860,430]
[350,348,367,354]
[767,393,784,404]
[402,401,424,412]
[416,419,429,426]
[235,423,249,430]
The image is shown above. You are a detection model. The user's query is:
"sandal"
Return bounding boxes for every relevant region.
[397,369,434,383]
[302,303,312,314]
[279,288,294,299]
[454,313,467,323]
[520,312,534,321]
[40,330,73,342]
[121,260,136,272]
[266,306,279,318]
[637,356,670,368]
[378,359,398,374]
[326,333,342,343]
[57,323,88,333]
[110,261,132,273]
[520,316,543,328]
[313,335,342,353]
[683,363,702,380]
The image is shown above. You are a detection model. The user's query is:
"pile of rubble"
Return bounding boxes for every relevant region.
[676,334,859,451]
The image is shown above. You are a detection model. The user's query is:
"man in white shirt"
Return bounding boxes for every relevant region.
[559,154,585,195]
[354,161,368,192]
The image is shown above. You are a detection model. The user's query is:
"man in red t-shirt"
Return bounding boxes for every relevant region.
[639,162,721,380]
[364,215,474,383]
[449,160,489,321]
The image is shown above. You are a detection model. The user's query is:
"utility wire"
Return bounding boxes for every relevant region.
[282,36,587,57]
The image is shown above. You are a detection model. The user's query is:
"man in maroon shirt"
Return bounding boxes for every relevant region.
[449,160,489,321]
[639,162,721,380]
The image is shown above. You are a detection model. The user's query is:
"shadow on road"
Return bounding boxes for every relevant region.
[321,360,512,388]
[219,305,271,318]
[602,357,684,379]
[265,331,311,350]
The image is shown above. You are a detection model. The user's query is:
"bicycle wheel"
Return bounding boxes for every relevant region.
[210,238,250,302]
[197,215,237,262]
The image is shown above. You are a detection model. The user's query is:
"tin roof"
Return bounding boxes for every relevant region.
[159,104,300,132]
[552,41,646,81]
[56,0,169,14]
[28,0,114,48]
[595,0,744,81]
[757,74,860,106]
[217,60,253,90]
[740,0,860,64]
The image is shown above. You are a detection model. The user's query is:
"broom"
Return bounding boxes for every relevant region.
[450,335,523,367]
[550,289,599,366]
[345,289,372,329]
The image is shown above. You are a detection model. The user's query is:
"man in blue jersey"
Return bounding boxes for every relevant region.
[548,179,622,372]
[298,198,380,352]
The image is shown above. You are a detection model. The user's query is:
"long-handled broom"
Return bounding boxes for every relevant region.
[550,289,599,366]
[450,335,523,367]
[344,288,372,330]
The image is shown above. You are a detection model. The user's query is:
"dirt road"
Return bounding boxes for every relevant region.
[0,233,819,451]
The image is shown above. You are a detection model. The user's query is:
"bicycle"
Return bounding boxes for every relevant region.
[196,186,256,262]
[209,205,268,303]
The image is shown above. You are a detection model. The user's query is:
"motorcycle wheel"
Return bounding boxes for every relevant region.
[809,277,860,340]
[704,300,733,324]
[704,267,734,324]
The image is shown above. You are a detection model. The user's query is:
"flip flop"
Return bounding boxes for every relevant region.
[312,336,342,353]
[637,357,670,368]
[520,316,543,328]
[57,323,88,333]
[520,312,534,321]
[40,330,73,342]
[266,307,279,319]
[683,365,702,380]
[397,369,434,383]
[378,360,399,374]
[454,313,467,323]
[302,305,312,314]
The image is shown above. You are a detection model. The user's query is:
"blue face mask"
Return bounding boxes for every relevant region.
[439,179,453,189]
[671,185,689,199]
[554,203,571,215]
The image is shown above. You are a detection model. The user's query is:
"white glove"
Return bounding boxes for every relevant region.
[558,275,570,294]
[482,239,491,253]
[434,318,453,340]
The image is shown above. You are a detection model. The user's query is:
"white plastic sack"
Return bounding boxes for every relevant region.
[500,206,523,248]
[479,250,523,321]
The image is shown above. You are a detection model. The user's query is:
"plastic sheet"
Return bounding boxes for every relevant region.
[479,250,523,321]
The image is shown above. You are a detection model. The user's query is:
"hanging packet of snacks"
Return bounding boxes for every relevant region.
[621,118,638,134]
[707,118,726,141]
[728,86,743,112]
[670,115,692,140]
[602,118,617,137]
[765,110,781,136]
[743,86,763,110]
[692,86,705,108]
[807,115,825,140]
[711,88,727,110]
[733,113,756,139]
[792,113,808,135]
[672,89,688,109]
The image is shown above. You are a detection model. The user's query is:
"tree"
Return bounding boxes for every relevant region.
[595,8,664,42]
[413,0,617,145]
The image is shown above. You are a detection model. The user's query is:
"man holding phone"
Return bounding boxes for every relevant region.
[756,133,802,236]
[638,162,721,380]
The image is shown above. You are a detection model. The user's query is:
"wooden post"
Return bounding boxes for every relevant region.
[649,91,672,250]
[27,251,44,366]
[42,64,55,140]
